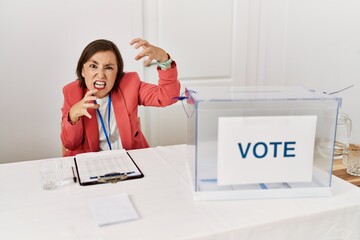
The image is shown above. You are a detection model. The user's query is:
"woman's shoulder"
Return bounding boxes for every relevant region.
[121,72,140,82]
[63,80,81,91]
[62,80,84,101]
[118,72,141,89]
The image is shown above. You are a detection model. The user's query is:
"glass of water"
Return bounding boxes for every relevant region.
[334,112,352,165]
[347,144,360,176]
[39,159,63,190]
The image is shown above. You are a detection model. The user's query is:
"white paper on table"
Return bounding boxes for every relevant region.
[89,193,139,227]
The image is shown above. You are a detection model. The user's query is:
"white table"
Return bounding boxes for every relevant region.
[1,145,360,240]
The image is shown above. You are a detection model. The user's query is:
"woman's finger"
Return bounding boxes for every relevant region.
[84,95,97,103]
[135,48,151,60]
[83,110,92,119]
[143,57,154,66]
[83,103,99,109]
[131,39,148,49]
[130,38,142,46]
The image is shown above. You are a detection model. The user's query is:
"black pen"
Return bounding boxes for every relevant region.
[90,171,135,180]
[71,166,77,183]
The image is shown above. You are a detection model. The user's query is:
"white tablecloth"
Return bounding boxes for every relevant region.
[1,145,360,240]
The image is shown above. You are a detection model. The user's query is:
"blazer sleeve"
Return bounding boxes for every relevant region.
[138,62,181,107]
[60,82,85,150]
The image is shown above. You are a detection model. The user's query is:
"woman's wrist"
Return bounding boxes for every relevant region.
[157,53,173,70]
[68,113,80,125]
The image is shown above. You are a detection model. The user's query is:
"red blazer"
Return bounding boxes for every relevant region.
[61,66,180,157]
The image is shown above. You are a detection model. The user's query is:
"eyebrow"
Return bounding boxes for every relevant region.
[88,59,115,66]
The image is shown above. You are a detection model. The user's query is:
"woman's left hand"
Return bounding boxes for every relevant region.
[130,38,169,66]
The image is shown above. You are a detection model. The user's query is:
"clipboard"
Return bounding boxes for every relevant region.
[73,150,144,186]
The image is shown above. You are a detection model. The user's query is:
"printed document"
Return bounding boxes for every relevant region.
[74,150,143,185]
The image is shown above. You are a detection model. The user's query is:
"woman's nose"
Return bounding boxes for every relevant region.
[97,68,105,78]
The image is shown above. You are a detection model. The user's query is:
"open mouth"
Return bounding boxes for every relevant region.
[94,80,106,89]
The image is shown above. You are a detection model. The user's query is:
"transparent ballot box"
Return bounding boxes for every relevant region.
[184,86,341,200]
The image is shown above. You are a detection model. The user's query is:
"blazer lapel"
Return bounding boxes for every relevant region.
[112,90,132,150]
[83,108,99,152]
[81,88,99,152]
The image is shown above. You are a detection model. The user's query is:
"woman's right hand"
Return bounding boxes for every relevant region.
[68,89,99,123]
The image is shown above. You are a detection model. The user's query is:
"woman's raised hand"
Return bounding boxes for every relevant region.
[130,38,169,66]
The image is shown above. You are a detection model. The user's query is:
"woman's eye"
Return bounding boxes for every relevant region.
[89,64,97,68]
[105,66,113,70]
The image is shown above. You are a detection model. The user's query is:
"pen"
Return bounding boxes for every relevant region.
[90,171,135,180]
[71,166,77,183]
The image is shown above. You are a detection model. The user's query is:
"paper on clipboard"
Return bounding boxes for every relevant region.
[74,150,143,185]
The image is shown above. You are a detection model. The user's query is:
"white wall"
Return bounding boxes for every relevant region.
[1,0,359,163]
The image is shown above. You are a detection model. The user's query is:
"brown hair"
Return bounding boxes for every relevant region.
[76,39,124,90]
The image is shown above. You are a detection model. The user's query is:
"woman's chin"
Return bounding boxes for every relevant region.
[94,90,110,98]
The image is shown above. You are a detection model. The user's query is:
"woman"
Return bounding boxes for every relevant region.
[61,38,180,157]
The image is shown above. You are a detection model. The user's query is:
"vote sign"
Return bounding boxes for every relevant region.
[217,116,317,185]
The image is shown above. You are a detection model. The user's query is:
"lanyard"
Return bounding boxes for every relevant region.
[95,94,112,150]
